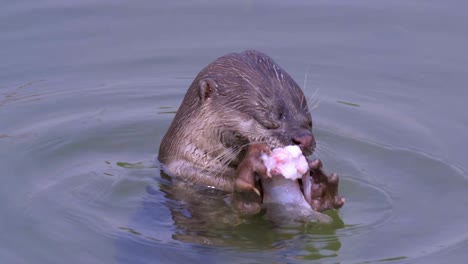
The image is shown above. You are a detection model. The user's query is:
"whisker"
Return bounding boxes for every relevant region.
[301,65,321,112]
[308,87,321,111]
[315,141,335,157]
[303,64,311,91]
[160,137,285,189]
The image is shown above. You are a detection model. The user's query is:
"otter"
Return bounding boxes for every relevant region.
[158,50,344,223]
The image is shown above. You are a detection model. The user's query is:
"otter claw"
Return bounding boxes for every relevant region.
[252,187,261,196]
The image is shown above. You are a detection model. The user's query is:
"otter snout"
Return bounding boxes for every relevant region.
[291,130,315,154]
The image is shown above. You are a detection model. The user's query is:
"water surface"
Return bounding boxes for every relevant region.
[1,1,468,263]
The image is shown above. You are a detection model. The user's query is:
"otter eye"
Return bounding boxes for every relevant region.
[265,121,280,129]
[261,112,284,129]
[255,112,280,130]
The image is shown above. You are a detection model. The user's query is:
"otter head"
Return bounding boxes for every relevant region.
[195,50,315,157]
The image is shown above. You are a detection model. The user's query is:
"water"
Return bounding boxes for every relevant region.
[1,0,468,263]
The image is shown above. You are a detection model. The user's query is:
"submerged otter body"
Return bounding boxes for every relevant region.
[159,50,343,223]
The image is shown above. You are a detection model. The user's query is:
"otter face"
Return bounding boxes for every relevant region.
[199,50,316,156]
[249,87,315,156]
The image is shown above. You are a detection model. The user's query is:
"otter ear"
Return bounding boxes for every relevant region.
[198,78,218,101]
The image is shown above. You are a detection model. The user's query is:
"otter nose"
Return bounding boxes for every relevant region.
[292,131,314,149]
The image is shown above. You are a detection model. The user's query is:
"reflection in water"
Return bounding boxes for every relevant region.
[130,171,344,259]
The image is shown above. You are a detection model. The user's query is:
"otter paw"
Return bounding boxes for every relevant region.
[235,143,270,194]
[308,159,345,211]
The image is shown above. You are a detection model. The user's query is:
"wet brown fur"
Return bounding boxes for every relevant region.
[159,50,315,192]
